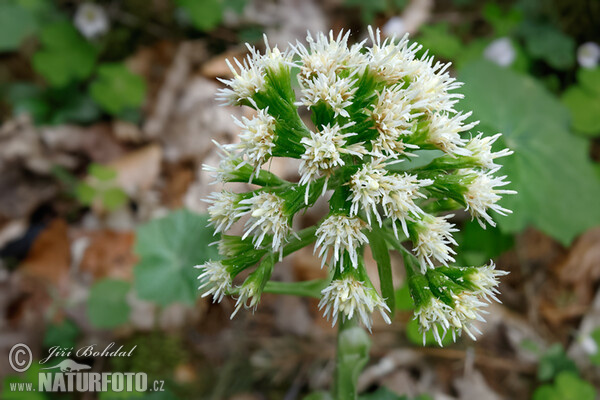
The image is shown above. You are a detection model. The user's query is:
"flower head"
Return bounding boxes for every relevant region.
[217,56,265,106]
[465,133,513,171]
[230,109,276,173]
[315,215,370,269]
[465,261,509,302]
[426,111,478,156]
[239,192,290,254]
[206,191,240,234]
[196,261,232,303]
[319,276,391,329]
[411,214,458,271]
[298,73,358,118]
[462,170,516,228]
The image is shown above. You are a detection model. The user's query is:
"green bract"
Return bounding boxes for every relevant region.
[196,27,515,344]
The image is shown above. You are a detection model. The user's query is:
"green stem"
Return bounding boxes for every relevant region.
[282,225,317,257]
[263,279,328,298]
[333,317,371,400]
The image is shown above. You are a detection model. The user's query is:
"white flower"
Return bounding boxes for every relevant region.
[414,296,453,346]
[381,173,432,238]
[231,280,261,319]
[447,292,488,341]
[299,122,366,200]
[298,72,358,118]
[426,111,478,156]
[74,3,109,39]
[206,191,240,234]
[294,30,363,81]
[367,26,421,84]
[217,56,265,106]
[239,192,290,254]
[196,261,232,303]
[462,170,516,228]
[484,37,516,67]
[408,56,464,114]
[468,261,509,303]
[465,133,513,171]
[230,109,276,173]
[319,276,391,329]
[413,214,458,271]
[202,141,243,183]
[577,42,600,69]
[348,162,388,224]
[369,86,420,158]
[248,35,293,72]
[315,215,370,269]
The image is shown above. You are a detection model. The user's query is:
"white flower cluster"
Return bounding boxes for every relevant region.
[413,261,507,345]
[195,27,514,334]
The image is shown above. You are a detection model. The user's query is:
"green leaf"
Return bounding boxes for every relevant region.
[519,22,575,70]
[458,61,600,245]
[0,3,37,52]
[102,187,128,211]
[32,22,97,87]
[360,387,404,400]
[177,0,222,31]
[43,319,79,349]
[5,83,49,122]
[134,210,220,306]
[482,3,522,36]
[417,23,463,60]
[365,225,395,315]
[87,279,131,328]
[264,279,328,298]
[75,182,96,205]
[394,283,414,311]
[455,220,514,266]
[89,163,117,181]
[537,344,578,382]
[90,63,146,115]
[562,68,600,136]
[533,372,596,400]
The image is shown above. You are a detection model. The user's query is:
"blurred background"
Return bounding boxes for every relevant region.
[1,0,599,399]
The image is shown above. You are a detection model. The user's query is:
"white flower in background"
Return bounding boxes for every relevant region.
[382,17,406,38]
[319,276,391,329]
[299,122,366,198]
[468,261,509,302]
[206,191,240,234]
[217,56,266,105]
[315,215,369,269]
[74,3,109,39]
[239,192,290,253]
[462,170,516,228]
[577,42,600,69]
[230,109,276,173]
[465,132,514,171]
[426,111,478,156]
[484,37,516,67]
[196,261,232,303]
[298,72,358,118]
[413,214,458,271]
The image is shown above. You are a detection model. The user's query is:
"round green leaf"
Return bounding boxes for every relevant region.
[90,63,146,115]
[87,279,131,328]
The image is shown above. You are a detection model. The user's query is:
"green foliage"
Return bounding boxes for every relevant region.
[335,323,371,400]
[360,387,432,400]
[366,225,395,314]
[345,0,406,24]
[394,282,414,311]
[482,2,523,36]
[33,22,97,87]
[537,344,578,382]
[90,63,147,115]
[455,220,514,266]
[562,68,600,136]
[417,23,463,60]
[518,22,575,70]
[588,328,600,366]
[75,163,128,211]
[43,319,80,349]
[177,0,223,31]
[533,372,596,400]
[458,61,600,245]
[87,279,131,328]
[134,210,219,306]
[0,2,37,52]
